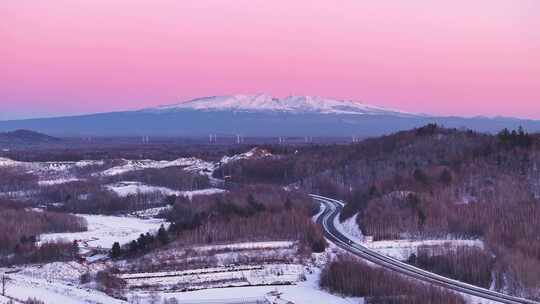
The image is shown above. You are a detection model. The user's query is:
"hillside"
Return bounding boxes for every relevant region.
[216,125,540,298]
[0,129,60,145]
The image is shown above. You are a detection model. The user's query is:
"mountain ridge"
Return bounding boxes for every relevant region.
[0,95,539,137]
[142,94,417,117]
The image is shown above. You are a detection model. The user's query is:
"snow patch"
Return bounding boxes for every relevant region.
[220,147,274,164]
[106,181,226,199]
[193,241,295,253]
[0,157,20,167]
[38,178,82,186]
[364,239,484,261]
[131,206,172,218]
[334,214,364,244]
[106,181,180,197]
[40,214,167,249]
[18,261,105,284]
[99,157,215,177]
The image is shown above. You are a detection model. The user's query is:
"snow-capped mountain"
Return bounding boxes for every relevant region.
[1,94,539,137]
[145,94,414,116]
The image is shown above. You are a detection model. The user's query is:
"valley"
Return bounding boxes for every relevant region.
[0,125,539,303]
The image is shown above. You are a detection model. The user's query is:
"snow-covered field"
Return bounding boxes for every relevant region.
[106,181,226,199]
[136,269,362,304]
[1,273,124,304]
[121,263,304,292]
[41,214,167,249]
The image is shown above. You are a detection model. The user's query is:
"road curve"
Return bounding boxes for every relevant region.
[311,194,538,304]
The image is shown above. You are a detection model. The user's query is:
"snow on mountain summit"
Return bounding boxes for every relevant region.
[146,94,413,116]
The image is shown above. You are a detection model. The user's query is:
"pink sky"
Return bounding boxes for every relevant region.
[1,0,539,119]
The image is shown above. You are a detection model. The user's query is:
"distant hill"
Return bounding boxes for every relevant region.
[0,95,539,136]
[0,129,60,145]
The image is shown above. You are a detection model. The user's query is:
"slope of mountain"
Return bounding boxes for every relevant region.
[0,129,60,144]
[0,95,539,136]
[145,94,415,116]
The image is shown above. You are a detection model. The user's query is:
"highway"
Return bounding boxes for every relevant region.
[311,194,539,304]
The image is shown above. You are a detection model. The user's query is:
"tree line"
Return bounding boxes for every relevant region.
[109,185,326,259]
[0,200,86,255]
[320,255,465,304]
[104,166,210,191]
[0,199,84,265]
[407,246,494,288]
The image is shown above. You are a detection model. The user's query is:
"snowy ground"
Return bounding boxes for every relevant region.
[40,214,167,249]
[0,240,356,304]
[134,269,362,304]
[334,214,364,244]
[121,264,304,292]
[2,273,124,304]
[38,178,82,186]
[8,224,493,304]
[17,261,106,284]
[106,181,226,199]
[116,240,363,303]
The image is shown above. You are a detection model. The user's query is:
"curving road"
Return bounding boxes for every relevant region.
[311,194,539,304]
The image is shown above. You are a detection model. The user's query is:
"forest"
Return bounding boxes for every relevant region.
[0,199,86,265]
[104,166,210,191]
[109,185,326,261]
[320,255,465,304]
[214,125,540,298]
[406,246,494,288]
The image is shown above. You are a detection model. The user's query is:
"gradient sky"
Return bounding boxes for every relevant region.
[1,0,539,120]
